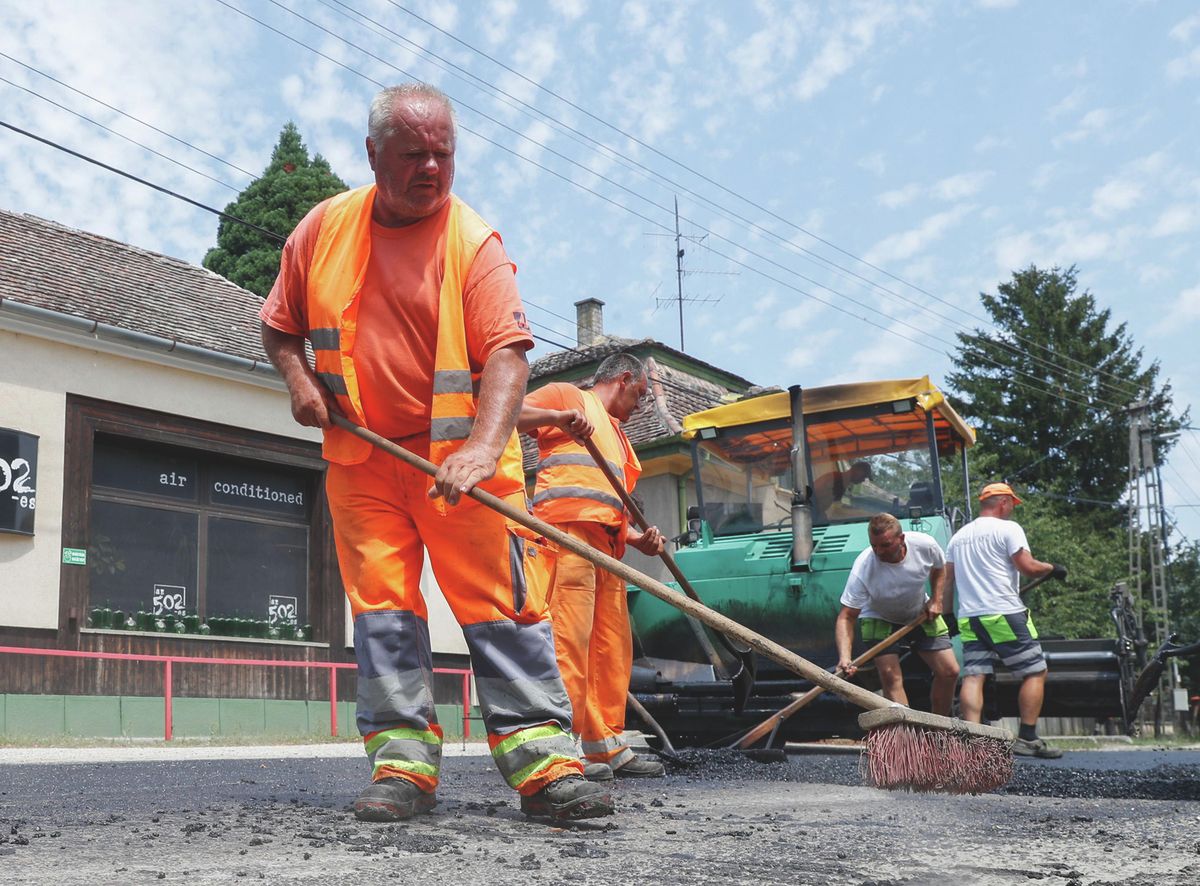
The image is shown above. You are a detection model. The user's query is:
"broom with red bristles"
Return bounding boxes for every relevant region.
[332,415,1014,794]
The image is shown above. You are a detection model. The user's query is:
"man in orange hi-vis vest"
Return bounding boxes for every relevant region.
[260,84,611,824]
[519,353,667,781]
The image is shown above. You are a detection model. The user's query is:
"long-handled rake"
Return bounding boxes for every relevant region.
[334,416,1015,794]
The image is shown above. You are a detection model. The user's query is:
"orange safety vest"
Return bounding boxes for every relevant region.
[531,386,641,529]
[304,185,524,499]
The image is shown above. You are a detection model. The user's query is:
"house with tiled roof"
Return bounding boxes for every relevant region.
[0,209,462,737]
[522,298,758,582]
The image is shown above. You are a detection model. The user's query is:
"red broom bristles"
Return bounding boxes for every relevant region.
[861,723,1013,794]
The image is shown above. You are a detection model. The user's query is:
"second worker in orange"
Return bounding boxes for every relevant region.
[520,353,667,781]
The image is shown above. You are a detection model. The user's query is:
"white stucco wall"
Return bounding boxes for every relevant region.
[0,325,469,654]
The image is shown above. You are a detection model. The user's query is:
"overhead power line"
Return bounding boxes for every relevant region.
[210,0,1136,415]
[0,120,285,245]
[0,75,241,193]
[1,6,1166,416]
[384,0,1143,403]
[0,50,258,180]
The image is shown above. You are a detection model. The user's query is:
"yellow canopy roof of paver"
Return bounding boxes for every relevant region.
[682,376,975,454]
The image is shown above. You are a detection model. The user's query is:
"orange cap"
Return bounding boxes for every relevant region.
[979,482,1022,504]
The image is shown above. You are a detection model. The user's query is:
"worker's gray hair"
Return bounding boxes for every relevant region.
[868,513,901,537]
[368,84,455,143]
[980,495,1006,508]
[592,352,647,386]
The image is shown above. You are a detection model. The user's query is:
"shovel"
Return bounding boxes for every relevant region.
[577,435,756,711]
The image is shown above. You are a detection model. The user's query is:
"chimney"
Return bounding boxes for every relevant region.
[574,298,606,348]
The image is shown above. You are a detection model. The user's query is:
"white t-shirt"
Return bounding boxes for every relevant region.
[946,516,1029,617]
[840,531,946,624]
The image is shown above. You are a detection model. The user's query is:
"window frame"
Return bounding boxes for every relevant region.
[60,395,339,645]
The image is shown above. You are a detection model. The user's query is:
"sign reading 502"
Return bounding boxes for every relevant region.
[0,429,38,536]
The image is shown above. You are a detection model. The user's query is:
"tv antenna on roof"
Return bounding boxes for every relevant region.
[645,197,732,351]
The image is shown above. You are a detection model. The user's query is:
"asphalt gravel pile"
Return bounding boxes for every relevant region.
[664,746,1200,801]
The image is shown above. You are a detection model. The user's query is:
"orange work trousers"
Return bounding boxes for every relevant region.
[542,521,635,768]
[326,442,582,796]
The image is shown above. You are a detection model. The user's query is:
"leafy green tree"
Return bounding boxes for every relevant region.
[203,122,347,297]
[946,265,1183,515]
[1166,539,1200,692]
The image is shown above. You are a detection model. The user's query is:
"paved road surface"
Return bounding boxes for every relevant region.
[1,744,1197,885]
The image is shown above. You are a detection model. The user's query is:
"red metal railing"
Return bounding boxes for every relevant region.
[0,645,473,742]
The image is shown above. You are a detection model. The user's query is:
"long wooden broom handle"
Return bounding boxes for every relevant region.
[736,614,927,748]
[331,415,890,712]
[579,436,701,601]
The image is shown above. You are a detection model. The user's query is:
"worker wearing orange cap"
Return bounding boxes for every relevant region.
[945,482,1069,758]
[519,352,667,781]
[261,83,610,824]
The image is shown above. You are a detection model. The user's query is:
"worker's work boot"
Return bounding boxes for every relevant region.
[583,761,614,782]
[353,777,438,822]
[1012,737,1063,759]
[520,775,614,822]
[612,754,666,778]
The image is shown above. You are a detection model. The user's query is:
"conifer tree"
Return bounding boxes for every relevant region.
[203,122,347,297]
[947,265,1182,514]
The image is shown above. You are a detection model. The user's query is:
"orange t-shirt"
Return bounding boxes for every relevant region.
[261,197,533,439]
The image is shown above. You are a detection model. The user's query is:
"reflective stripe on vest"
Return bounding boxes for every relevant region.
[536,453,625,483]
[530,386,640,527]
[303,185,524,498]
[530,486,625,512]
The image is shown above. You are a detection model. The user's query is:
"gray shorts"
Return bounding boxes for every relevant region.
[958,611,1047,678]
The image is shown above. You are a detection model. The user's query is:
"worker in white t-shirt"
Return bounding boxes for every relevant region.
[945,482,1068,759]
[835,513,960,716]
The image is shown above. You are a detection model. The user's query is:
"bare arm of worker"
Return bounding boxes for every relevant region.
[431,344,529,506]
[1011,548,1054,580]
[626,524,665,556]
[516,404,594,440]
[924,564,946,621]
[261,322,341,428]
[834,605,861,676]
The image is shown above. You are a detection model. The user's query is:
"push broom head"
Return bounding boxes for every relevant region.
[858,706,1014,794]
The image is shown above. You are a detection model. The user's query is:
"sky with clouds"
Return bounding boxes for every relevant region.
[2,0,1199,543]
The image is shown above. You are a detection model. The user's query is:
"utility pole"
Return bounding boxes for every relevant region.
[1128,399,1175,733]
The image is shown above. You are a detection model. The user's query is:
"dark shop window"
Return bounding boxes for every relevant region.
[86,433,317,640]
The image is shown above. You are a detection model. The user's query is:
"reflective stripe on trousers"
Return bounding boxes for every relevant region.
[329,447,583,795]
[464,618,580,792]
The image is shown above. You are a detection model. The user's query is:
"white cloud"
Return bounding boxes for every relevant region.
[878,184,920,209]
[1053,107,1116,146]
[932,171,992,201]
[791,3,914,102]
[1169,13,1200,42]
[1090,178,1143,218]
[973,134,1007,153]
[977,0,1018,8]
[993,231,1038,272]
[858,151,886,177]
[1152,284,1200,335]
[550,0,588,20]
[1047,87,1086,120]
[864,206,971,266]
[1150,205,1198,238]
[1166,45,1200,81]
